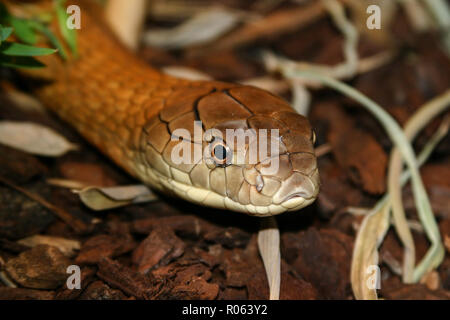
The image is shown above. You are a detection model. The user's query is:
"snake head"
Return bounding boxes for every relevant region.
[141,84,319,216]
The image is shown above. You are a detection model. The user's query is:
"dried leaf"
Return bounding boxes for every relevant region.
[46,178,90,190]
[17,235,80,257]
[77,185,158,211]
[0,84,46,113]
[0,121,78,156]
[162,65,212,80]
[350,203,390,300]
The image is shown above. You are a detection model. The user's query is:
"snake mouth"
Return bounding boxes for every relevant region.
[282,192,310,202]
[278,178,319,211]
[280,194,306,210]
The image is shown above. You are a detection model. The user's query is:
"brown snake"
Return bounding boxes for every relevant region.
[17,1,320,216]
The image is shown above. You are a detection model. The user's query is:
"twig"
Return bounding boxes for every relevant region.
[0,175,91,233]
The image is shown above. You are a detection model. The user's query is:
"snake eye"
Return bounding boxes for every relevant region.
[211,141,230,166]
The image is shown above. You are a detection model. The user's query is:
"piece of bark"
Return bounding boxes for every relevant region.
[440,259,450,291]
[291,228,353,299]
[421,163,450,219]
[54,266,96,300]
[221,247,259,288]
[75,234,136,265]
[0,186,54,240]
[132,215,218,238]
[203,227,251,249]
[132,227,185,274]
[151,261,219,300]
[0,238,29,253]
[315,159,367,218]
[247,261,318,300]
[5,245,71,289]
[58,161,118,187]
[281,232,304,264]
[0,287,54,300]
[219,287,248,300]
[0,145,47,183]
[314,103,387,194]
[79,280,127,300]
[440,219,450,254]
[97,257,158,299]
[192,247,220,268]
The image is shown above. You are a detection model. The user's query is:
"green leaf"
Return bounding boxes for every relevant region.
[28,20,67,60]
[55,0,77,56]
[9,17,38,45]
[0,54,45,68]
[0,41,57,56]
[0,25,13,42]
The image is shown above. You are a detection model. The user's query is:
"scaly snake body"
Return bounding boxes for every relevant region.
[24,1,319,216]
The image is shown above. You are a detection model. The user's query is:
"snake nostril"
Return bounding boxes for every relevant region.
[256,174,264,192]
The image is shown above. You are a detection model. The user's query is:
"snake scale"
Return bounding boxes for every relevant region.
[19,0,320,216]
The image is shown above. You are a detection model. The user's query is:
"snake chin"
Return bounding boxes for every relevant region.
[280,196,316,212]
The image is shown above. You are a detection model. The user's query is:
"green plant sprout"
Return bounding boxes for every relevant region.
[0,1,78,69]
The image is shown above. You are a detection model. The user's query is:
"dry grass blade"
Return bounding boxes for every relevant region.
[143,7,244,49]
[76,185,158,211]
[46,178,91,190]
[0,121,78,157]
[258,217,281,300]
[162,66,213,81]
[351,93,450,299]
[351,201,390,300]
[388,90,450,283]
[290,79,311,115]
